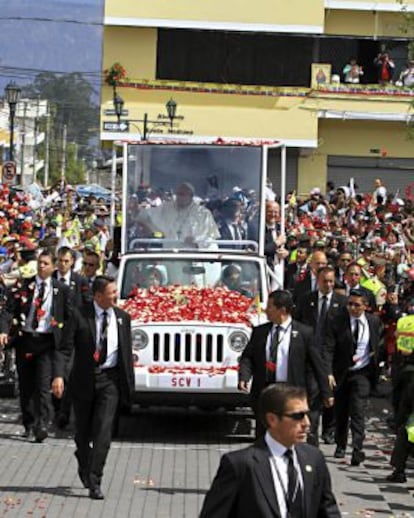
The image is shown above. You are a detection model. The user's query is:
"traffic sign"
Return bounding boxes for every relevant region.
[104,109,129,116]
[103,121,129,132]
[2,161,16,184]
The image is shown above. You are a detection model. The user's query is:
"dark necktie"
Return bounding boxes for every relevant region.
[99,310,108,365]
[315,295,328,346]
[31,281,45,330]
[319,295,328,323]
[60,277,66,284]
[266,325,281,382]
[353,319,360,353]
[284,449,303,518]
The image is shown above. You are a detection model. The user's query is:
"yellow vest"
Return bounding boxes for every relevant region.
[397,314,414,353]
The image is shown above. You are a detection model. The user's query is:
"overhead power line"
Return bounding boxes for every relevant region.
[0,16,103,27]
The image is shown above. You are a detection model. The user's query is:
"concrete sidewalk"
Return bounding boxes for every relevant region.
[0,396,413,517]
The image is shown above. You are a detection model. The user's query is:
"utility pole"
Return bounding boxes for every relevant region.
[61,123,67,188]
[32,96,40,184]
[19,101,28,188]
[44,104,50,187]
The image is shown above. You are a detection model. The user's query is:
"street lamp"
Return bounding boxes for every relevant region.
[113,93,124,124]
[112,94,178,140]
[4,81,21,162]
[166,98,177,131]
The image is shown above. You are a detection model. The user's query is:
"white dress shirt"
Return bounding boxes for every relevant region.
[24,276,54,333]
[349,314,370,370]
[94,303,118,368]
[58,271,71,284]
[266,317,292,382]
[265,432,304,518]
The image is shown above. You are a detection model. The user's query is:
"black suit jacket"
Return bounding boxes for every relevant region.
[53,270,89,307]
[62,303,134,407]
[284,262,309,292]
[264,226,281,269]
[295,291,348,331]
[292,272,314,304]
[325,312,384,387]
[199,438,340,518]
[0,276,72,357]
[239,320,331,400]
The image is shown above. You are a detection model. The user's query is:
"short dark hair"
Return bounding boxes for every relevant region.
[83,249,100,263]
[258,384,307,428]
[345,261,361,274]
[92,275,115,294]
[57,246,75,260]
[38,248,56,264]
[268,290,294,313]
[317,265,335,279]
[348,288,368,303]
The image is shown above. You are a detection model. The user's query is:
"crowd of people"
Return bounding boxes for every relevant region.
[257,176,414,489]
[0,173,412,507]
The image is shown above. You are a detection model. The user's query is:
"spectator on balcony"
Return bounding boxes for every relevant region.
[398,59,414,88]
[374,51,395,84]
[343,57,364,84]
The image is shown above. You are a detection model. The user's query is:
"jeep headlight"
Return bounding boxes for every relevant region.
[228,331,249,352]
[132,329,149,350]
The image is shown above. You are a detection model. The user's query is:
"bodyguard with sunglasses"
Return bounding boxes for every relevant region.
[325,289,384,465]
[200,384,340,518]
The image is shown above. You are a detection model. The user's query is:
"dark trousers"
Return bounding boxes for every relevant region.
[16,340,53,429]
[307,374,336,445]
[52,353,74,420]
[390,376,414,472]
[73,368,119,486]
[334,368,371,452]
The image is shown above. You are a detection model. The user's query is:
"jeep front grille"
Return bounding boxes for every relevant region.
[152,332,224,363]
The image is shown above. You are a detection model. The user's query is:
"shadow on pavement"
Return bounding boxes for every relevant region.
[117,408,254,444]
[140,486,208,495]
[0,485,84,498]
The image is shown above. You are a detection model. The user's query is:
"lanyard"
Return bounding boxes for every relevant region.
[270,322,292,350]
[270,455,300,516]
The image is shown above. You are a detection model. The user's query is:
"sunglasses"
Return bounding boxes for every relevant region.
[282,410,310,421]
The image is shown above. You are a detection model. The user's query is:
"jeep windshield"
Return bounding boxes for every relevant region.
[120,257,262,301]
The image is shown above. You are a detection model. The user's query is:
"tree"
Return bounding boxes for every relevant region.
[23,72,99,185]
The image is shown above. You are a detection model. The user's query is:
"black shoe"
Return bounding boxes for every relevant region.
[322,433,335,445]
[386,471,407,483]
[22,425,33,439]
[78,469,90,489]
[350,450,366,466]
[34,427,48,443]
[334,447,346,458]
[89,486,104,500]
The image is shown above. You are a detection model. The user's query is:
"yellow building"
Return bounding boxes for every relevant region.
[101,0,414,196]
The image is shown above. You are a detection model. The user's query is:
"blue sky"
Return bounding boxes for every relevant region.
[0,0,104,91]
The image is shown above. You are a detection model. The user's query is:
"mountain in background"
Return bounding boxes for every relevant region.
[0,0,104,91]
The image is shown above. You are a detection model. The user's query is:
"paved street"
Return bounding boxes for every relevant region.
[0,392,413,517]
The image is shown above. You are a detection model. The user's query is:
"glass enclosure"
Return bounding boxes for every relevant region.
[124,144,263,252]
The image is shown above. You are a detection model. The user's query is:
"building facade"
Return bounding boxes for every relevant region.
[1,98,48,187]
[101,0,414,196]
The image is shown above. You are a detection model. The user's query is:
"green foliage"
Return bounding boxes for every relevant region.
[23,72,99,185]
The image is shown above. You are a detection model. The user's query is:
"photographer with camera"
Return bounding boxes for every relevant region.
[374,51,395,85]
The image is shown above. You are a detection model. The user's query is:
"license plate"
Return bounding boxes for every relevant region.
[156,374,222,389]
